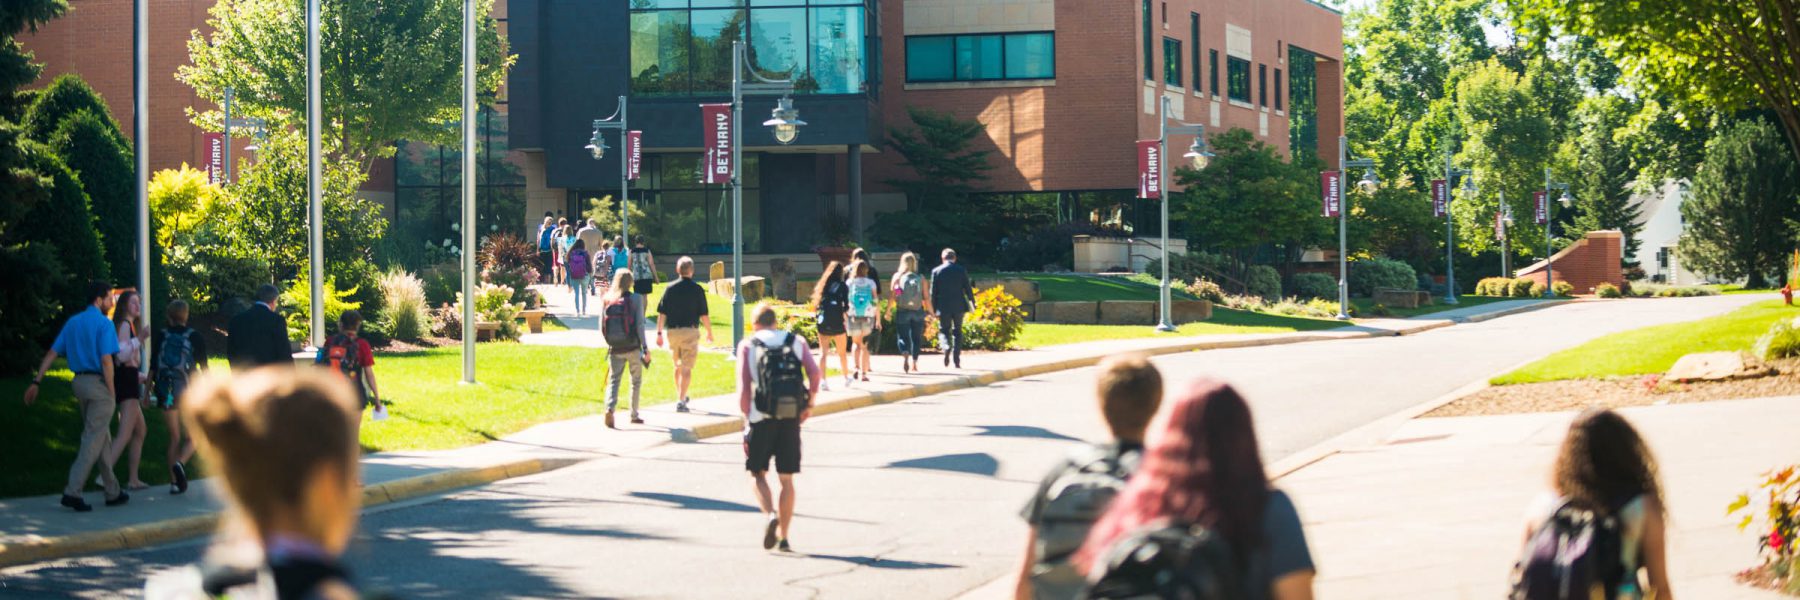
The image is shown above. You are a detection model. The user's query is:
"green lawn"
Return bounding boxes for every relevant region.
[1710,284,1782,296]
[1492,299,1799,385]
[1350,294,1520,318]
[1004,273,1198,303]
[1013,307,1343,349]
[0,343,737,498]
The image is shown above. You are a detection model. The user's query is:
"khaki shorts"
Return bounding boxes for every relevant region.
[667,327,701,368]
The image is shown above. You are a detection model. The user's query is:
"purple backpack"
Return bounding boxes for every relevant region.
[1509,500,1627,600]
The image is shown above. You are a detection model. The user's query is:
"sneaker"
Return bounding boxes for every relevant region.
[604,410,615,429]
[371,402,389,421]
[171,462,189,495]
[776,538,792,553]
[630,415,645,425]
[821,379,831,392]
[104,491,130,507]
[943,353,951,367]
[762,514,780,550]
[675,400,690,413]
[60,495,93,512]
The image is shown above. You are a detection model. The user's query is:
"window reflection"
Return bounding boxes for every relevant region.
[630,0,865,96]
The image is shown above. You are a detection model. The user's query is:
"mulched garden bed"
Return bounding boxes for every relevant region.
[1426,358,1800,417]
[1737,563,1800,596]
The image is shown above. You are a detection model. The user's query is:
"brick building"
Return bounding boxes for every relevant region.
[22,0,1344,263]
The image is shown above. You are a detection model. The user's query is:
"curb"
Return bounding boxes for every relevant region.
[0,457,579,568]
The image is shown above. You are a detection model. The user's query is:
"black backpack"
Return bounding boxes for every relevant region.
[1082,521,1246,600]
[154,328,196,404]
[603,295,641,352]
[1510,500,1628,600]
[1029,446,1140,600]
[753,332,811,419]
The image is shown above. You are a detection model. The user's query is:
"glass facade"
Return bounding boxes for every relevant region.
[393,107,527,249]
[1287,45,1320,159]
[629,0,868,96]
[905,32,1053,82]
[572,153,763,254]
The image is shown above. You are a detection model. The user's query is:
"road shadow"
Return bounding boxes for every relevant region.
[886,453,1000,477]
[627,491,760,513]
[970,425,1079,441]
[780,552,961,571]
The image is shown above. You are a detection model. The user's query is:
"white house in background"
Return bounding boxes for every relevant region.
[1632,178,1715,285]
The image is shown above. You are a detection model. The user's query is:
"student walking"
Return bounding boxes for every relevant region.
[577,219,604,294]
[846,248,882,365]
[810,261,852,390]
[552,220,573,286]
[1015,354,1162,600]
[845,260,880,382]
[151,299,207,495]
[102,289,152,491]
[537,216,557,284]
[656,257,714,413]
[226,284,292,370]
[566,239,593,316]
[930,248,975,369]
[629,239,658,296]
[890,252,930,373]
[144,369,368,599]
[610,236,631,278]
[601,269,651,428]
[316,310,385,435]
[738,302,822,552]
[1075,379,1315,600]
[595,240,616,296]
[1512,408,1672,600]
[23,281,128,512]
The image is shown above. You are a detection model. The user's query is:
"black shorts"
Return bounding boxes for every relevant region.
[744,419,802,474]
[634,280,654,295]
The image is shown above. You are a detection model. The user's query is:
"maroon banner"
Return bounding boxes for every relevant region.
[626,130,643,181]
[1495,210,1507,241]
[700,104,732,184]
[1320,170,1343,218]
[1534,191,1549,225]
[1431,179,1447,218]
[1137,140,1162,199]
[204,132,225,186]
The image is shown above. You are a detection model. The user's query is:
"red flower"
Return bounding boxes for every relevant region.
[1771,529,1787,551]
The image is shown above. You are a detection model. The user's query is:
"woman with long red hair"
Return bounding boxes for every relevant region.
[1075,379,1316,600]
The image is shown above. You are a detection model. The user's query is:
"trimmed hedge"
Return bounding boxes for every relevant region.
[1246,265,1282,301]
[1291,272,1337,300]
[1349,257,1416,297]
[1510,278,1536,298]
[1595,282,1622,298]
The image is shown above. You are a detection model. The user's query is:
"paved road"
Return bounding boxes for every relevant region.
[0,295,1767,599]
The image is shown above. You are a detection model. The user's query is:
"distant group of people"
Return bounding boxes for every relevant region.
[538,214,656,318]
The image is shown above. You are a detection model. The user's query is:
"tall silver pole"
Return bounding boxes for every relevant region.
[1335,136,1350,319]
[620,96,630,250]
[461,0,478,382]
[1544,168,1554,298]
[223,87,233,184]
[1500,191,1510,277]
[1156,96,1174,332]
[135,0,150,368]
[306,0,325,349]
[731,41,745,348]
[1442,146,1458,305]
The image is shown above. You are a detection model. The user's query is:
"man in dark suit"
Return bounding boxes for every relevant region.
[227,284,293,370]
[929,248,975,369]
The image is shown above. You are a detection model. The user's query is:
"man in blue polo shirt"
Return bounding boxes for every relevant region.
[24,281,129,512]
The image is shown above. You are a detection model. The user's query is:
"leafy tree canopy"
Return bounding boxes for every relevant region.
[1677,118,1800,288]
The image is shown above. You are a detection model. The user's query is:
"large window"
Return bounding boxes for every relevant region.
[630,0,867,96]
[1258,63,1267,107]
[1163,38,1182,86]
[1288,45,1319,159]
[1275,68,1283,111]
[905,32,1054,82]
[1189,14,1201,93]
[395,108,527,251]
[1142,0,1153,80]
[1209,50,1219,96]
[576,153,763,254]
[1227,56,1250,103]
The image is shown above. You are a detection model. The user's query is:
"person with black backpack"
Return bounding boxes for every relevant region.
[810,261,851,390]
[1510,408,1671,600]
[601,269,652,428]
[1014,354,1162,600]
[1075,379,1315,600]
[151,299,209,495]
[737,302,821,553]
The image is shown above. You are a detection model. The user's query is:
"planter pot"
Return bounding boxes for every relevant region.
[815,246,855,269]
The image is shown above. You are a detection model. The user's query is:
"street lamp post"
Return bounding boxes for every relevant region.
[1498,192,1514,277]
[1155,95,1214,332]
[460,0,477,382]
[306,0,324,350]
[1441,145,1473,305]
[1335,136,1380,320]
[134,0,149,368]
[729,39,806,349]
[1542,169,1573,298]
[221,87,268,185]
[586,96,633,249]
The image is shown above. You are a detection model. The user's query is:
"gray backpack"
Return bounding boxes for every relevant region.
[1029,445,1141,600]
[896,273,925,310]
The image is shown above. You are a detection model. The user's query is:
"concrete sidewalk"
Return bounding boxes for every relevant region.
[1283,396,1798,599]
[0,292,1554,567]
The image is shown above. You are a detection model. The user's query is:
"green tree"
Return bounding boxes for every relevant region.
[1451,59,1555,257]
[48,109,139,284]
[19,148,108,319]
[1174,128,1329,286]
[179,0,513,165]
[1677,118,1800,288]
[148,165,222,247]
[1561,95,1643,260]
[883,106,994,213]
[21,74,112,142]
[216,129,387,291]
[1509,0,1800,157]
[0,0,71,373]
[0,1,66,121]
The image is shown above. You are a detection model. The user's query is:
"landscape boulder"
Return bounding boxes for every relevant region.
[1664,351,1775,382]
